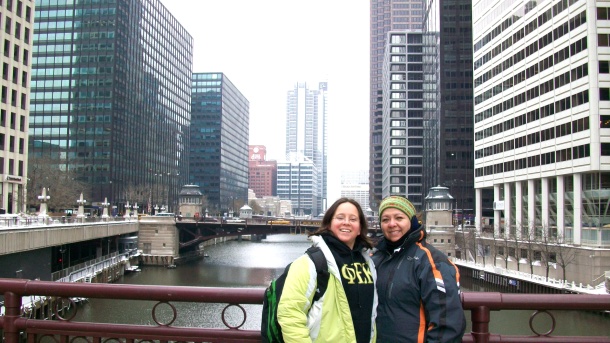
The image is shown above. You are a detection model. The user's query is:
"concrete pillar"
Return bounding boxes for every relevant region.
[528,179,535,239]
[541,178,549,231]
[573,173,582,245]
[515,181,522,239]
[556,176,565,239]
[475,188,483,234]
[504,182,512,239]
[494,184,501,236]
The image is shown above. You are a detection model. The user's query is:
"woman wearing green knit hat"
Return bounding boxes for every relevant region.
[372,195,465,343]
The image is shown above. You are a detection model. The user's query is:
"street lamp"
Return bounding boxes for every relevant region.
[37,187,50,219]
[101,197,110,219]
[76,193,87,218]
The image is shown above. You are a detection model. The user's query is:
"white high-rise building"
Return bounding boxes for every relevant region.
[277,153,319,217]
[340,170,369,210]
[285,82,327,215]
[473,0,609,253]
[0,0,33,213]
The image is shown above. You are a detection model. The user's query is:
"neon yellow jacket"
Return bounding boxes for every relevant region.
[277,235,377,342]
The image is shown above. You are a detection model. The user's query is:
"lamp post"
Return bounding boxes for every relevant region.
[124,201,131,219]
[76,193,87,219]
[59,245,66,270]
[37,187,50,219]
[101,197,110,219]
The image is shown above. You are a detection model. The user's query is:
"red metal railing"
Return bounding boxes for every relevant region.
[1,278,609,343]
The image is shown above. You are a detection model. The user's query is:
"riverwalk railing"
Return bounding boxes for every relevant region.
[1,278,609,343]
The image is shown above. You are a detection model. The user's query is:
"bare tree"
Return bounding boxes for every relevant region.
[499,232,512,269]
[536,226,557,281]
[27,157,91,213]
[554,233,578,282]
[465,227,478,264]
[249,200,263,214]
[521,222,538,276]
[510,230,523,272]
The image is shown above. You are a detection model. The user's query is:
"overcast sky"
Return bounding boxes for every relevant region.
[160,0,370,202]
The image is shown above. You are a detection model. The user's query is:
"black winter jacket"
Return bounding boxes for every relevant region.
[372,226,466,343]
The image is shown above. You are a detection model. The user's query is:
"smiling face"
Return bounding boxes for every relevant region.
[329,202,361,249]
[380,208,412,242]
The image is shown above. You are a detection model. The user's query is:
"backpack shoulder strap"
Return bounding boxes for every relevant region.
[305,246,329,301]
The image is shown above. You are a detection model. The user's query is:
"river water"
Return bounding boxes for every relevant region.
[73,234,610,337]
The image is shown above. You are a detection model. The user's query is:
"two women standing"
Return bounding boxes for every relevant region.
[275,196,465,342]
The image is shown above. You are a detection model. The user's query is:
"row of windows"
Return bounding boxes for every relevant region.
[475,41,588,124]
[476,65,588,137]
[0,109,25,131]
[474,10,586,93]
[480,90,589,142]
[1,85,27,109]
[3,14,32,43]
[2,38,30,65]
[475,143,590,177]
[2,62,27,87]
[2,0,32,23]
[475,117,590,159]
[474,0,576,55]
[0,132,28,154]
[0,156,24,176]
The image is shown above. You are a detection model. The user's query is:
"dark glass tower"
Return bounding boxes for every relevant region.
[190,73,249,216]
[423,0,475,219]
[30,0,192,212]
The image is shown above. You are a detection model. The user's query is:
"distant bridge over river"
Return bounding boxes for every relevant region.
[175,220,319,249]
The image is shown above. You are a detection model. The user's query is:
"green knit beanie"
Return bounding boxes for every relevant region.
[379,196,416,221]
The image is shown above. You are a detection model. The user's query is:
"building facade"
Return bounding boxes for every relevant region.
[29,0,192,212]
[277,153,318,217]
[340,170,369,211]
[0,0,33,213]
[472,0,610,250]
[381,31,429,208]
[248,145,276,198]
[190,72,249,216]
[423,0,475,219]
[370,0,426,211]
[285,82,327,215]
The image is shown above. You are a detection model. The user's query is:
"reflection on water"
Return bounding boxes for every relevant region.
[73,234,610,336]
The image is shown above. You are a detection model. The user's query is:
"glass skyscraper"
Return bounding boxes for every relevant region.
[423,0,475,220]
[190,72,249,216]
[30,0,192,212]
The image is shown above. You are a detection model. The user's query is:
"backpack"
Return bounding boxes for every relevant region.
[261,246,330,343]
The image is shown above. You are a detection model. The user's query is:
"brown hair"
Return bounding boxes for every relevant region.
[309,197,373,249]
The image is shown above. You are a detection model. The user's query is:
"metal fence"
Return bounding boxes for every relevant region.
[1,278,609,343]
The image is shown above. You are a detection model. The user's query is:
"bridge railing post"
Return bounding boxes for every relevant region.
[470,305,491,343]
[3,291,22,343]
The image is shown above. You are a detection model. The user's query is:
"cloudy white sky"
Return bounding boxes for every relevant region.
[160,0,370,202]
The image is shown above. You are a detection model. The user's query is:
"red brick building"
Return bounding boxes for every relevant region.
[248,145,276,197]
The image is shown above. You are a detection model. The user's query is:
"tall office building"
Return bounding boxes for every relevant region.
[190,72,249,215]
[472,0,609,247]
[248,145,276,198]
[277,153,319,217]
[0,0,34,214]
[423,0,475,220]
[30,0,192,212]
[340,170,369,211]
[381,31,431,208]
[370,0,426,211]
[285,82,327,215]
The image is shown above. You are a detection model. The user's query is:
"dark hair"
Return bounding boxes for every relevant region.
[309,197,373,249]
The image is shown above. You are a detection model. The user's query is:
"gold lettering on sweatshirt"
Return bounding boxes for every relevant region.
[341,263,374,284]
